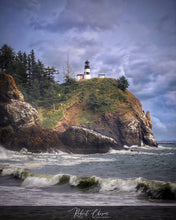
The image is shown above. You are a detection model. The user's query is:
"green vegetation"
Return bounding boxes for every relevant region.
[37,76,131,129]
[0,44,60,108]
[78,78,129,113]
[39,108,64,129]
[76,113,97,128]
[33,77,131,129]
[0,44,131,130]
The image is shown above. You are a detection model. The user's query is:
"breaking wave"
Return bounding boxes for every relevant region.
[1,166,176,201]
[0,146,11,159]
[108,144,176,155]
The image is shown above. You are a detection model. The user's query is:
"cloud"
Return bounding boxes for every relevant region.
[0,0,40,10]
[30,0,125,32]
[151,115,167,131]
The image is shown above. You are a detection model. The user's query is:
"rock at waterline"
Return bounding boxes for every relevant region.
[61,126,123,153]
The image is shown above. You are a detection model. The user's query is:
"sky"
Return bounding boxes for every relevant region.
[0,0,176,141]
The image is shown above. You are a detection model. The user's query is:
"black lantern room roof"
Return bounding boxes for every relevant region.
[85,60,90,69]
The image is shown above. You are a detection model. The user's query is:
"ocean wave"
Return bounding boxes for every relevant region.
[0,146,115,167]
[158,145,176,150]
[1,166,176,200]
[22,174,70,188]
[108,148,174,156]
[1,167,32,179]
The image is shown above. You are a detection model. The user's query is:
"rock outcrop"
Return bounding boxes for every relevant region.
[0,73,157,153]
[61,126,122,153]
[0,73,24,102]
[90,108,157,148]
[0,73,39,144]
[0,73,65,152]
[57,89,157,149]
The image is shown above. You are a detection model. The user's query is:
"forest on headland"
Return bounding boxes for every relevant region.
[0,44,60,108]
[0,44,129,109]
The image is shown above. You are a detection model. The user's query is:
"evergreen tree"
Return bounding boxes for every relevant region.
[27,54,32,86]
[45,66,55,82]
[22,52,28,76]
[35,59,44,81]
[17,50,23,62]
[0,44,15,71]
[0,44,60,108]
[117,76,129,91]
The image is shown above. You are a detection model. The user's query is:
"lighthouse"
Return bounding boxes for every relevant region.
[76,60,91,81]
[84,60,91,80]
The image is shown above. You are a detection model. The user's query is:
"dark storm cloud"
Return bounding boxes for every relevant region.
[30,0,125,32]
[0,0,40,10]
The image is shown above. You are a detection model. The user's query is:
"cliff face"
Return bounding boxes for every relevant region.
[0,73,64,152]
[0,74,39,143]
[0,73,24,102]
[56,88,157,149]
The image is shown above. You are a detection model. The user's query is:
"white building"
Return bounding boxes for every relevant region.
[77,74,84,81]
[98,74,105,78]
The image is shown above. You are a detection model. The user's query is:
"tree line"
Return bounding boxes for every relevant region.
[0,44,60,107]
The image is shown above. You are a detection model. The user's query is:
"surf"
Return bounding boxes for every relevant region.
[1,166,176,201]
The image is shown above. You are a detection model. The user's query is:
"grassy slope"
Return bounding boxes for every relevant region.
[39,78,133,130]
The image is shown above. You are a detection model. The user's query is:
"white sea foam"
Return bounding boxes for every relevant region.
[69,175,80,186]
[108,146,175,156]
[158,145,176,150]
[108,148,155,155]
[22,174,68,187]
[0,146,11,159]
[99,177,139,192]
[1,167,28,179]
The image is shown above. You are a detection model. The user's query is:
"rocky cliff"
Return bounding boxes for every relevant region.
[55,78,157,149]
[0,73,157,153]
[0,73,65,152]
[0,74,38,143]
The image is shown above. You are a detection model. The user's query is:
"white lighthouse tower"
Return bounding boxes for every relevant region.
[84,60,91,80]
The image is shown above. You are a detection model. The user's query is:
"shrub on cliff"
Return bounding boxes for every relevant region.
[86,92,101,112]
[117,76,129,91]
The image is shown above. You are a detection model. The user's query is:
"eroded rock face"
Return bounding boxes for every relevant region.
[61,126,122,153]
[6,100,39,128]
[91,105,157,147]
[0,73,39,146]
[57,90,157,148]
[4,126,66,153]
[0,74,39,130]
[0,73,24,102]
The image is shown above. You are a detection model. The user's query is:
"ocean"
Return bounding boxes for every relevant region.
[0,143,176,207]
